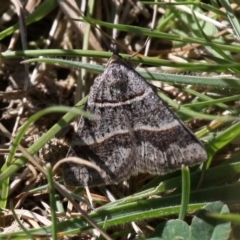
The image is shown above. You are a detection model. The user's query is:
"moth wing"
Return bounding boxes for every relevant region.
[117,63,207,174]
[63,74,137,187]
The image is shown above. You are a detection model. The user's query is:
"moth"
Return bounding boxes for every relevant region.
[63,54,207,187]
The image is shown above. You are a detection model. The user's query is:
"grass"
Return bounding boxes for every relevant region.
[0,0,240,239]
